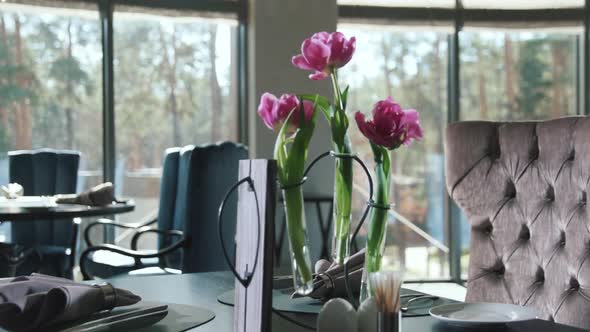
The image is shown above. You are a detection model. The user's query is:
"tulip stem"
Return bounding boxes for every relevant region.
[330,70,344,112]
[364,144,391,290]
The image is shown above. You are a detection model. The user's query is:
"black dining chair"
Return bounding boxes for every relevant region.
[80,142,248,279]
[8,148,80,278]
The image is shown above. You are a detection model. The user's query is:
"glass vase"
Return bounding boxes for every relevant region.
[282,186,314,295]
[331,142,354,265]
[359,205,389,303]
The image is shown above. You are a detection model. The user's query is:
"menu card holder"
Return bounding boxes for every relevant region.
[234,159,277,332]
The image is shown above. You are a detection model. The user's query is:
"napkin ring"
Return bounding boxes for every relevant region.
[95,282,117,310]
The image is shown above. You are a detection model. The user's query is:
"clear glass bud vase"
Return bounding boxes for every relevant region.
[331,146,354,265]
[282,186,313,295]
[359,205,389,303]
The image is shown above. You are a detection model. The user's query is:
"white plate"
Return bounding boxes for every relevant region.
[429,303,538,327]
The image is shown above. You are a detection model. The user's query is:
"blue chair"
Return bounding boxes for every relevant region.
[8,148,80,277]
[80,142,248,279]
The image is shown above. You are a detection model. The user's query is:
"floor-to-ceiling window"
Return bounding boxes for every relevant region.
[338,22,451,279]
[0,2,103,241]
[0,0,243,246]
[111,7,239,247]
[339,0,585,281]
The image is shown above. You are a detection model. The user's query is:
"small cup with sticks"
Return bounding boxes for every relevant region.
[369,270,404,332]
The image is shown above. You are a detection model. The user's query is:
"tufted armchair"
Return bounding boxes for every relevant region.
[445,117,590,329]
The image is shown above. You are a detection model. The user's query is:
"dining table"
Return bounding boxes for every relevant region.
[0,201,135,221]
[0,200,135,277]
[107,271,588,332]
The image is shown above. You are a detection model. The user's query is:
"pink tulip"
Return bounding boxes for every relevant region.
[258,93,314,133]
[355,97,423,150]
[292,32,356,80]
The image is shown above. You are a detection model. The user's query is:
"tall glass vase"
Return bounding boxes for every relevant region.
[359,150,390,303]
[359,205,388,302]
[282,186,313,295]
[331,139,354,265]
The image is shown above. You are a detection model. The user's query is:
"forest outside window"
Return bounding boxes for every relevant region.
[338,22,450,280]
[460,27,579,122]
[111,6,239,247]
[0,2,103,189]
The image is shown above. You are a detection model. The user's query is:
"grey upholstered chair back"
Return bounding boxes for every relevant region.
[182,141,248,273]
[8,149,80,247]
[445,117,590,329]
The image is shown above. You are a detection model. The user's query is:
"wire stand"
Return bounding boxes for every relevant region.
[217,151,388,330]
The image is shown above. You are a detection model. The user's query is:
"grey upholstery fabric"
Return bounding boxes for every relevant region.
[445,116,590,329]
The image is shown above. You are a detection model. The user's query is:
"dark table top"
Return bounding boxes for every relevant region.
[107,272,587,332]
[0,201,135,221]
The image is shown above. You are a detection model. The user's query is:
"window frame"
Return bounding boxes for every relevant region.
[95,0,248,183]
[91,0,247,243]
[339,0,589,283]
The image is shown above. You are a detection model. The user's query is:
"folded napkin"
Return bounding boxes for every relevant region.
[55,182,116,206]
[298,249,365,300]
[1,183,23,199]
[0,274,141,332]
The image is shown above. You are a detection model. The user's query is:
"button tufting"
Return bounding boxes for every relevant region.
[535,267,545,283]
[568,149,575,161]
[570,277,580,290]
[545,186,555,202]
[488,144,500,160]
[492,261,506,276]
[519,224,531,240]
[505,180,516,199]
[479,220,493,236]
[559,231,566,247]
[529,146,539,160]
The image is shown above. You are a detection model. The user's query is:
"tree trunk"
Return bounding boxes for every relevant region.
[551,41,564,118]
[476,43,489,119]
[433,35,444,153]
[504,34,517,115]
[160,27,181,146]
[13,14,32,149]
[0,15,9,132]
[209,25,223,142]
[381,36,393,97]
[65,21,74,149]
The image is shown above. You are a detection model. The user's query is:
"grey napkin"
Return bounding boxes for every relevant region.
[297,249,365,300]
[55,182,116,206]
[0,274,141,332]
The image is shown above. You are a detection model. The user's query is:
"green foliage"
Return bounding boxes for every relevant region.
[516,39,551,115]
[0,36,37,108]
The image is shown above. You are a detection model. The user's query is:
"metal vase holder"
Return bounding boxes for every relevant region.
[217,152,393,331]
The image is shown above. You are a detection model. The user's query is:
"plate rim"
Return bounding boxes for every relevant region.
[429,302,538,324]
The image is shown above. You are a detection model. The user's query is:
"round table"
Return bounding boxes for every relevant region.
[0,201,135,221]
[0,201,135,277]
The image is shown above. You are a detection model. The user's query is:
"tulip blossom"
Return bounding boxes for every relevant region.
[354,97,423,150]
[292,32,356,80]
[257,93,314,134]
[257,92,322,293]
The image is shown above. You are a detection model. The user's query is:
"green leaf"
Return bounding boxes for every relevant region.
[382,148,391,183]
[274,110,296,184]
[285,98,319,183]
[299,94,331,119]
[341,85,350,111]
